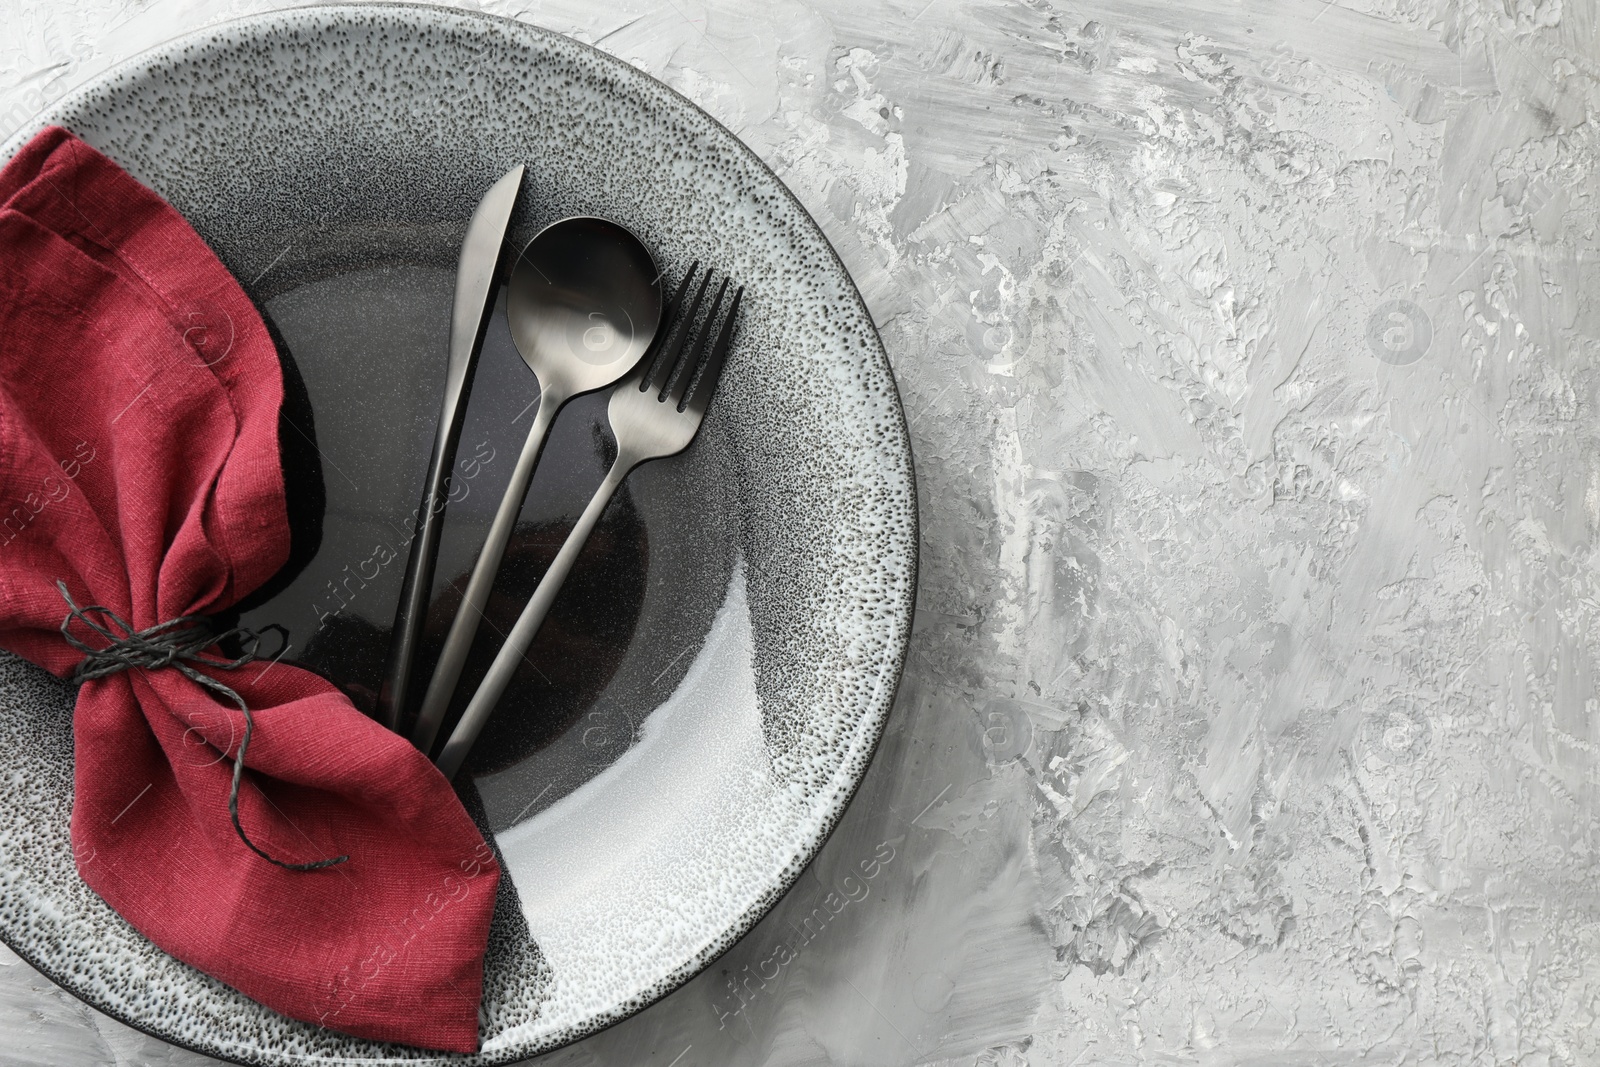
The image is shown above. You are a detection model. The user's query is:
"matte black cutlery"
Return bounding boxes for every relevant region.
[409,218,663,754]
[433,267,742,778]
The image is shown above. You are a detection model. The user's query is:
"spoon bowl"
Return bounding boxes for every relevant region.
[509,217,663,390]
[409,215,663,754]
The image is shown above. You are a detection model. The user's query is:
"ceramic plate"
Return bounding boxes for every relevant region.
[0,4,915,1062]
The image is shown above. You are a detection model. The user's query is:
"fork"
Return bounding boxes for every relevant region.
[432,267,744,778]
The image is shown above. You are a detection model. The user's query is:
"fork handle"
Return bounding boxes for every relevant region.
[411,388,565,754]
[434,456,634,779]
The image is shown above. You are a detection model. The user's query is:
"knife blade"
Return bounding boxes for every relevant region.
[375,164,525,733]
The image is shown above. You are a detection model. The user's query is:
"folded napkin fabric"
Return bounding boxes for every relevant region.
[0,126,499,1053]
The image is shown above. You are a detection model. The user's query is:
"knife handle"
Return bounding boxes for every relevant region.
[375,395,473,733]
[410,387,563,754]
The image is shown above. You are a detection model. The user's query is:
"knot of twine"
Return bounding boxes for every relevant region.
[57,581,347,872]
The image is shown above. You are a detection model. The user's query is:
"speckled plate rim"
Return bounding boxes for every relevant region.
[0,3,917,1063]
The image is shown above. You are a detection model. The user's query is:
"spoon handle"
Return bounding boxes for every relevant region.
[411,390,563,754]
[434,457,633,779]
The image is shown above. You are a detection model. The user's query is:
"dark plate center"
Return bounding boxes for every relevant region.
[234,227,735,828]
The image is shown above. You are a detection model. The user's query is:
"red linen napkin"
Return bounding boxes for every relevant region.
[0,127,499,1053]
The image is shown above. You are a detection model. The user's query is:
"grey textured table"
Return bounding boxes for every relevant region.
[2,0,1597,1063]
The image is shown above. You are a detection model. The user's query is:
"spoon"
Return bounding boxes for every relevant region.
[409,217,663,754]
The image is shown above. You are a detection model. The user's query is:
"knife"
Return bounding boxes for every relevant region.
[375,164,525,734]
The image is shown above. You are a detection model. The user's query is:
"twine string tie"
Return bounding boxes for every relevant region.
[56,580,346,872]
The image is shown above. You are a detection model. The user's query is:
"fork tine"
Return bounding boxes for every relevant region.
[658,261,696,326]
[683,285,743,414]
[638,263,700,393]
[648,267,713,396]
[665,277,729,407]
